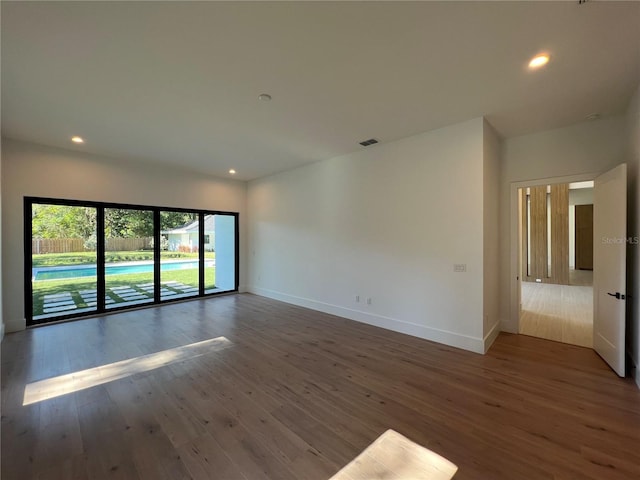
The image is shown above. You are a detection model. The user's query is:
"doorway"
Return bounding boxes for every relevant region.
[517,180,594,347]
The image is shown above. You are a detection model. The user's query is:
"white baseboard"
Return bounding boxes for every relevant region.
[483,321,501,353]
[248,286,485,354]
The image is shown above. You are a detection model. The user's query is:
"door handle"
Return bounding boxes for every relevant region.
[607,292,626,300]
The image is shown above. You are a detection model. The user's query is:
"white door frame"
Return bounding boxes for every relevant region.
[509,172,600,333]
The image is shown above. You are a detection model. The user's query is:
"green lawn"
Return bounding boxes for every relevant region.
[32,250,215,267]
[33,267,216,317]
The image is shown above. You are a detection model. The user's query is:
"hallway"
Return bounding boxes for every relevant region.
[520,270,593,347]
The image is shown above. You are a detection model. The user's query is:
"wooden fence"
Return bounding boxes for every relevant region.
[32,237,152,254]
[106,237,152,252]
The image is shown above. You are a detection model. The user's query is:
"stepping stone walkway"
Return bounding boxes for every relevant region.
[138,283,155,294]
[79,290,115,306]
[110,286,152,302]
[38,282,202,317]
[43,292,77,314]
[162,281,198,294]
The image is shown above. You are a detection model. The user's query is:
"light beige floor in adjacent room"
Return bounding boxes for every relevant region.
[520,270,593,348]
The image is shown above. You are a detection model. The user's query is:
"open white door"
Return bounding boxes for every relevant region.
[593,163,627,377]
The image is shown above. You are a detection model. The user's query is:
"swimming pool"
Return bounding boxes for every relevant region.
[34,260,213,281]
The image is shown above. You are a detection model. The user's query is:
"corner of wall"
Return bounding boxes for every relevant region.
[482,118,501,347]
[483,320,501,353]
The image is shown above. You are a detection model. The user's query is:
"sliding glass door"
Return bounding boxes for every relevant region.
[31,203,98,321]
[205,214,237,294]
[160,211,200,300]
[104,208,155,309]
[26,198,239,326]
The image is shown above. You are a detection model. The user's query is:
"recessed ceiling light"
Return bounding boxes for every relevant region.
[71,136,84,144]
[528,54,550,69]
[229,169,236,175]
[258,93,272,101]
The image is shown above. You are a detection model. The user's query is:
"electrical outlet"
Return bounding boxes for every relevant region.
[355,295,360,302]
[453,264,466,272]
[366,298,372,305]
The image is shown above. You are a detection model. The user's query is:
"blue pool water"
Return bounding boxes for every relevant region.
[34,261,207,281]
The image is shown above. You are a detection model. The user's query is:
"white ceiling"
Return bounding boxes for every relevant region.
[2,1,639,181]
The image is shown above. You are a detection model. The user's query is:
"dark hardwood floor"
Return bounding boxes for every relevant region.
[2,293,640,479]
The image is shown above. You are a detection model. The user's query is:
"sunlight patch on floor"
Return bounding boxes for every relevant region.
[23,336,231,405]
[330,429,458,480]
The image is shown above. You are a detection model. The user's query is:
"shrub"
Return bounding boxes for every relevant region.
[83,234,97,251]
[149,236,169,251]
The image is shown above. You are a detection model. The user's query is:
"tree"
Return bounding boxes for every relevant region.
[32,205,96,239]
[104,209,154,238]
[160,211,197,230]
[32,205,198,239]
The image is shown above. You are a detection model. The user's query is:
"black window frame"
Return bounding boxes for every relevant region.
[25,197,240,326]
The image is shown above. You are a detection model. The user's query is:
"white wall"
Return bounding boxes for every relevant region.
[248,118,493,353]
[568,187,594,269]
[1,139,247,333]
[625,84,640,388]
[499,116,627,332]
[483,119,501,349]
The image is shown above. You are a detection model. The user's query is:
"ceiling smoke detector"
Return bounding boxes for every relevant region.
[359,138,379,147]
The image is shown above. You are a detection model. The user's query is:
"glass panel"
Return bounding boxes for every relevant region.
[104,208,155,309]
[205,214,236,294]
[31,204,98,321]
[160,211,200,300]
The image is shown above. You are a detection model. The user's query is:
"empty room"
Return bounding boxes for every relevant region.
[2,1,640,479]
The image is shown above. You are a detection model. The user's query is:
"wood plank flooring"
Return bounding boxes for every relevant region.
[520,279,593,348]
[2,293,640,479]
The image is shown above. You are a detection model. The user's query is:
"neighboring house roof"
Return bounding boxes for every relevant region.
[161,214,215,234]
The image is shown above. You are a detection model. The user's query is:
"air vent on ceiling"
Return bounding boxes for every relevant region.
[359,138,378,147]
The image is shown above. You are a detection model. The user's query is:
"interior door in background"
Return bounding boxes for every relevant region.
[575,204,594,270]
